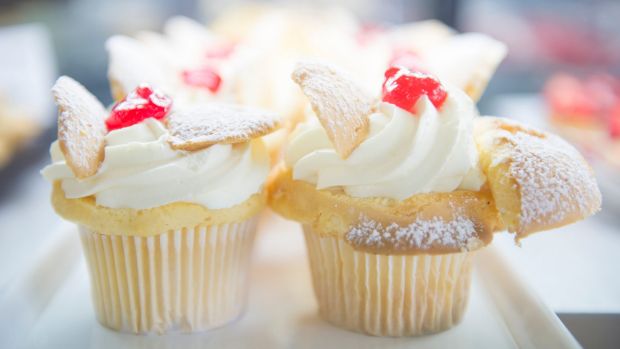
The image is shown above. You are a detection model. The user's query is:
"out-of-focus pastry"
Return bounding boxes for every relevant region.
[106,16,292,160]
[107,16,244,105]
[0,95,40,167]
[212,5,507,103]
[544,73,620,166]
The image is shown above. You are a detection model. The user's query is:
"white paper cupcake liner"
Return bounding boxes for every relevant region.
[303,225,473,337]
[79,217,258,334]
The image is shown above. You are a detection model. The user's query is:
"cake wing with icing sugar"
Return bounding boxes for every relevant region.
[474,117,601,239]
[291,61,374,159]
[166,103,281,151]
[52,76,107,179]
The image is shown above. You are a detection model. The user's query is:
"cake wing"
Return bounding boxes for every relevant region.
[166,103,280,151]
[292,61,373,159]
[52,76,107,179]
[475,117,601,239]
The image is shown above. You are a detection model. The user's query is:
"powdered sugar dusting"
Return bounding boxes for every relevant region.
[498,126,601,230]
[345,212,481,252]
[292,61,373,158]
[166,103,280,151]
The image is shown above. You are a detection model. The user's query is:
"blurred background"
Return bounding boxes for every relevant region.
[0,0,619,348]
[2,0,619,107]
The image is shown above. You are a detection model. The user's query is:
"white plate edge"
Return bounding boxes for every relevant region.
[476,245,582,349]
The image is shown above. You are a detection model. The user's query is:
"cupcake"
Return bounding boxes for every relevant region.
[42,76,280,333]
[269,62,601,336]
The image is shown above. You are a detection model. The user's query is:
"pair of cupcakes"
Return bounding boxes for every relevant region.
[42,61,601,337]
[42,20,601,338]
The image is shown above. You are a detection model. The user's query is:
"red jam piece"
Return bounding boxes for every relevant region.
[382,66,447,112]
[105,84,172,131]
[389,48,427,73]
[182,67,222,93]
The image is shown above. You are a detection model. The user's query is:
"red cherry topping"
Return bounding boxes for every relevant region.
[389,48,427,73]
[182,67,222,93]
[382,66,447,113]
[106,84,172,131]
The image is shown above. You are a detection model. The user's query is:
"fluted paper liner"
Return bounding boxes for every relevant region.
[79,217,258,334]
[303,225,473,336]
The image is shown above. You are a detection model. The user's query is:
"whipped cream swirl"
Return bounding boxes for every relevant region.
[285,87,484,200]
[42,118,269,209]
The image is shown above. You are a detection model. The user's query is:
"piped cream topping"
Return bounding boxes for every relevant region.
[285,86,484,200]
[42,118,269,209]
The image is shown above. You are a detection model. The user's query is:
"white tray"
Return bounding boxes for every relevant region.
[3,212,580,349]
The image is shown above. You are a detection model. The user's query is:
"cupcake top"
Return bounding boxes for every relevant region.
[285,62,484,200]
[272,61,600,255]
[42,77,280,210]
